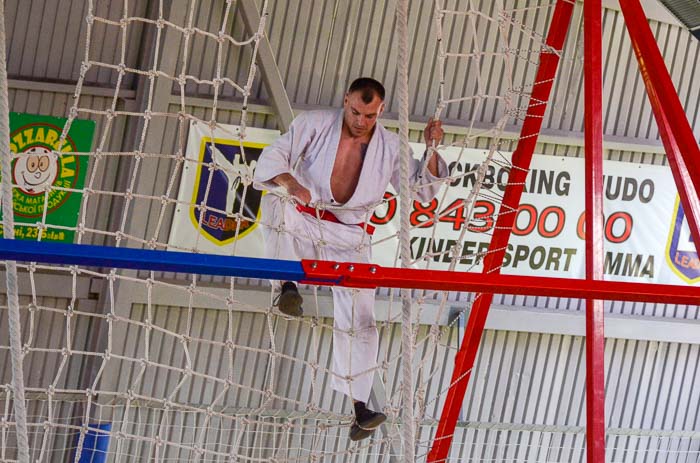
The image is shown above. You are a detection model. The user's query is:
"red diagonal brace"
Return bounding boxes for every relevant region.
[619,0,700,254]
[426,2,576,461]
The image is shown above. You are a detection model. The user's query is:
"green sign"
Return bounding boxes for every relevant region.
[0,113,95,242]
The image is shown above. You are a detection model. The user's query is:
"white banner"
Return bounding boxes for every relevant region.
[170,123,699,285]
[373,145,700,285]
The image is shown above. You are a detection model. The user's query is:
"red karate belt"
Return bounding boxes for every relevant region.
[295,204,375,235]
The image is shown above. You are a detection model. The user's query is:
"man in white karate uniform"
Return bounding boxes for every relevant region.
[253,78,447,441]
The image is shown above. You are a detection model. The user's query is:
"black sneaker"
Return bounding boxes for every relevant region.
[349,421,374,441]
[276,281,303,317]
[355,409,387,431]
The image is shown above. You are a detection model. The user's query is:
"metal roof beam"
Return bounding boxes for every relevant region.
[238,0,294,132]
[7,78,137,99]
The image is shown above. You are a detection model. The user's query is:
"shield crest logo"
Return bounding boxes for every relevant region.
[666,196,700,283]
[189,138,264,245]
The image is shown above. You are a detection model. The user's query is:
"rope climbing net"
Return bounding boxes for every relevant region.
[2,1,700,462]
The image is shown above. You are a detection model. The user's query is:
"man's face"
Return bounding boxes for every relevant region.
[343,91,384,138]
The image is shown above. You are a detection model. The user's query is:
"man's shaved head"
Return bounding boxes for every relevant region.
[347,77,385,104]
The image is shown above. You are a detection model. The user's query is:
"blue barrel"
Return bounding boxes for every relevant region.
[75,423,111,463]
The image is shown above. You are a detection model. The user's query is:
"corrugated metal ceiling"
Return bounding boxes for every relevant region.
[658,0,700,28]
[6,0,699,141]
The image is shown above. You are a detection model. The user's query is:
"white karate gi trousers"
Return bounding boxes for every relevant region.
[260,194,377,403]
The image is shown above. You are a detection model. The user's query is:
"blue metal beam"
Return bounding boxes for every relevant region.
[4,239,700,307]
[0,239,306,282]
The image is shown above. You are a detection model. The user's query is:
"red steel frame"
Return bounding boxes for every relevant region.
[300,1,700,461]
[301,260,700,306]
[583,0,606,460]
[412,0,700,461]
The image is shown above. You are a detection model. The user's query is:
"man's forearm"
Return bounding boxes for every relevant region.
[271,173,297,189]
[425,150,440,177]
[271,172,311,204]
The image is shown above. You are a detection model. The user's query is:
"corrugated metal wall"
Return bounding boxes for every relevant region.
[5,300,698,460]
[3,0,700,461]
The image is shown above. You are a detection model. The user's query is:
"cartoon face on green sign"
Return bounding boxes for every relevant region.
[14,146,59,195]
[1,113,95,242]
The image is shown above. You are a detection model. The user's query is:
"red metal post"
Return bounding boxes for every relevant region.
[583,0,607,460]
[618,0,700,253]
[425,2,575,461]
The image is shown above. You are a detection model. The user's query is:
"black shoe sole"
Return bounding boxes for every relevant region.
[349,424,374,442]
[356,413,387,431]
[278,290,303,317]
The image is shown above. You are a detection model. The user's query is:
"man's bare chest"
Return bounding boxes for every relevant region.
[330,139,369,202]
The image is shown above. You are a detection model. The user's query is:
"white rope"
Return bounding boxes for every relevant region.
[0,0,30,460]
[0,1,653,461]
[395,0,416,461]
[42,0,400,450]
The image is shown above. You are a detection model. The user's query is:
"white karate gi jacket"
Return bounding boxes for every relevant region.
[253,109,448,402]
